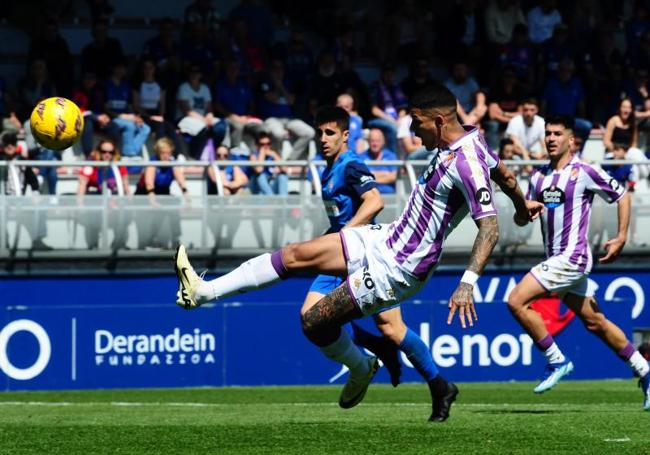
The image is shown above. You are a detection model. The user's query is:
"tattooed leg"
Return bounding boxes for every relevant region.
[301,284,363,347]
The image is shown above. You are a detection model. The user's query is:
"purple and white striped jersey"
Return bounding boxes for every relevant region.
[385,126,499,279]
[527,155,626,273]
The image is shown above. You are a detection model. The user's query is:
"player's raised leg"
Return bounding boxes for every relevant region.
[563,293,650,410]
[175,233,347,309]
[301,284,379,409]
[372,306,458,422]
[507,273,574,393]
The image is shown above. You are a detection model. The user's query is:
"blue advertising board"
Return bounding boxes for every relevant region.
[0,270,647,391]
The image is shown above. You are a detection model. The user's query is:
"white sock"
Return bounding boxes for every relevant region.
[628,351,650,378]
[320,330,369,374]
[196,253,283,303]
[543,343,566,364]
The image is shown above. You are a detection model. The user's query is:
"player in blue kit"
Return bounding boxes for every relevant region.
[302,105,458,421]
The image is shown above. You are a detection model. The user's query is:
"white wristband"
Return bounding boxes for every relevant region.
[460,270,479,286]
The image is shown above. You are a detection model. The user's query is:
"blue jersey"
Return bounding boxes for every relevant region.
[321,150,377,232]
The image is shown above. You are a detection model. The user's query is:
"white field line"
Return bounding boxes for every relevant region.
[603,437,631,442]
[0,401,638,408]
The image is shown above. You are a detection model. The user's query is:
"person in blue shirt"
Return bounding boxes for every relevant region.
[248,132,289,195]
[357,128,398,194]
[303,105,458,422]
[336,93,363,152]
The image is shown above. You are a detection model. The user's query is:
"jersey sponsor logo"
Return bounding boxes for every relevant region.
[359,175,375,185]
[609,178,620,190]
[476,188,492,205]
[540,185,565,208]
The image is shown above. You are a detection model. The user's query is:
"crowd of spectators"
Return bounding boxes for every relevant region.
[1,0,650,206]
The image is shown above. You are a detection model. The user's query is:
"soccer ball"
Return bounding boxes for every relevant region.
[29,97,84,150]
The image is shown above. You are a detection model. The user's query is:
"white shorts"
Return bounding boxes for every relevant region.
[340,224,426,315]
[530,255,594,297]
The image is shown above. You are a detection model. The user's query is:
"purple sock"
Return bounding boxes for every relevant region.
[617,342,635,361]
[536,334,554,351]
[270,250,289,279]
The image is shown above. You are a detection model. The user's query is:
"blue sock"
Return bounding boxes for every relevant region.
[399,328,439,381]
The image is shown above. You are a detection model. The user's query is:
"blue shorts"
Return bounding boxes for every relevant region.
[309,274,400,314]
[309,274,344,295]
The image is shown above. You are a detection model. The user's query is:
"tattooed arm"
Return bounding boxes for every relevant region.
[447,215,499,328]
[491,160,543,224]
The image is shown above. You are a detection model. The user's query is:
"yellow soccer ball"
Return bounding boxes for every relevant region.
[30,97,84,150]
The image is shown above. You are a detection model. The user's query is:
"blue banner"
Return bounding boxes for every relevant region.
[0,270,646,390]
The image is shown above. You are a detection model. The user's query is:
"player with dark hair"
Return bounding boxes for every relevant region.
[174,83,542,413]
[303,105,459,421]
[507,115,650,410]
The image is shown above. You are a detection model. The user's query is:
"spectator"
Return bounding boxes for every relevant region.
[358,128,398,194]
[132,58,182,154]
[105,61,152,159]
[141,17,182,95]
[369,63,408,155]
[258,59,315,160]
[0,76,23,135]
[500,23,536,88]
[184,0,222,36]
[505,98,546,159]
[308,51,344,115]
[181,22,221,81]
[17,59,57,121]
[0,133,51,250]
[176,65,227,159]
[227,18,266,77]
[134,138,188,249]
[229,0,275,47]
[444,60,487,126]
[71,71,120,156]
[76,139,130,249]
[437,0,486,66]
[604,98,648,181]
[636,97,650,151]
[498,137,532,175]
[603,98,638,152]
[22,119,59,195]
[485,65,524,150]
[399,114,427,160]
[207,145,249,195]
[28,18,73,96]
[526,0,562,45]
[214,59,263,151]
[602,143,636,192]
[539,23,573,82]
[541,59,592,142]
[282,30,315,99]
[400,58,436,101]
[484,0,526,46]
[80,18,124,80]
[336,93,364,153]
[248,132,288,195]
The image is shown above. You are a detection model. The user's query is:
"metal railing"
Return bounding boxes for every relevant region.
[2,158,650,257]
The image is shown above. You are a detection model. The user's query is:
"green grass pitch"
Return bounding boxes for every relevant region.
[0,380,647,454]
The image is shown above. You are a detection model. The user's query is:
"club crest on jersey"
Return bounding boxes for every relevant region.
[541,185,565,208]
[475,187,492,205]
[570,167,579,181]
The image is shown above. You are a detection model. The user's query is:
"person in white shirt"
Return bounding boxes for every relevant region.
[505,98,546,159]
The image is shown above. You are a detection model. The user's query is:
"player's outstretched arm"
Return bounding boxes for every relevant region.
[490,161,544,224]
[344,188,384,229]
[447,215,499,328]
[600,192,631,263]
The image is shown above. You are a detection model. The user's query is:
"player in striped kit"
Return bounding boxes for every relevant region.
[174,84,543,410]
[507,115,650,409]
